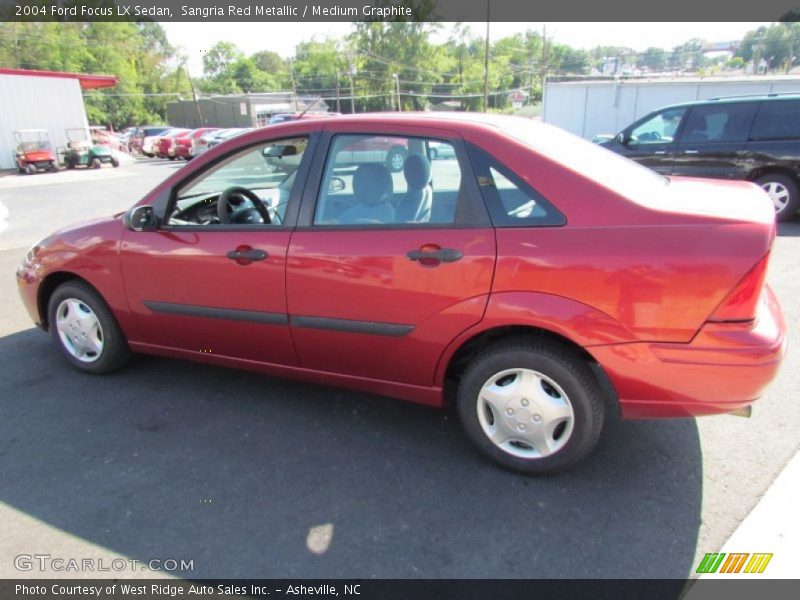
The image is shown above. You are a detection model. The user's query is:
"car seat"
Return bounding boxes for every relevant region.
[337,163,395,225]
[395,154,433,223]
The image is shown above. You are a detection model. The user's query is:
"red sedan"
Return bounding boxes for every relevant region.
[174,128,220,161]
[155,129,189,159]
[16,113,786,474]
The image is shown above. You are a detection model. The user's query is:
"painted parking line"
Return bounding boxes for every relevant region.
[0,166,135,190]
[0,199,7,234]
[687,449,800,585]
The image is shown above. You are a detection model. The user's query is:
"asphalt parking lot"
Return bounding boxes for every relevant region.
[0,158,798,579]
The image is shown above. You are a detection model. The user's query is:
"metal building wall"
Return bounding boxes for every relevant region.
[0,74,89,170]
[543,76,800,140]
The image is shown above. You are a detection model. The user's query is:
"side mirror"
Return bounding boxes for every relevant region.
[328,177,345,193]
[123,206,157,232]
[617,132,628,145]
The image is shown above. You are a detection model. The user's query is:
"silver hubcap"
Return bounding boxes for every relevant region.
[477,368,574,459]
[55,298,104,363]
[761,181,790,213]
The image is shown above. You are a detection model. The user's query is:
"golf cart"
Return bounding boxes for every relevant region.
[13,129,58,174]
[62,128,119,169]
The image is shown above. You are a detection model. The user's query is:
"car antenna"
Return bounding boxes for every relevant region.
[296,96,322,118]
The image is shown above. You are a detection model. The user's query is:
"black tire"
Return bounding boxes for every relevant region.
[168,155,177,161]
[385,146,407,173]
[111,157,120,168]
[47,281,131,374]
[91,157,102,169]
[457,338,605,474]
[756,173,800,222]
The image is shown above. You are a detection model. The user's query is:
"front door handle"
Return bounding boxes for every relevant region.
[683,149,699,154]
[406,247,462,265]
[654,150,667,155]
[226,247,268,264]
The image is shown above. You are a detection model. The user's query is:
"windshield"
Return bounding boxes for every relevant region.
[504,119,669,202]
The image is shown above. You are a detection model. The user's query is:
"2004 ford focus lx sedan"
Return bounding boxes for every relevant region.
[17,113,786,474]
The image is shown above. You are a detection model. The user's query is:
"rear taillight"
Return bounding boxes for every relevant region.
[708,253,771,322]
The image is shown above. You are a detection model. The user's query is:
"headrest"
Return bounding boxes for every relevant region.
[353,163,393,204]
[404,154,431,190]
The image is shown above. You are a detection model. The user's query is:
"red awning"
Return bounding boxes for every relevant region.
[0,67,117,90]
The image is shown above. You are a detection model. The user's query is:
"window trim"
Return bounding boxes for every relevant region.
[158,132,319,231]
[295,130,491,230]
[466,142,566,228]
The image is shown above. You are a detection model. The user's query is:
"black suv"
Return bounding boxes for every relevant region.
[599,94,800,221]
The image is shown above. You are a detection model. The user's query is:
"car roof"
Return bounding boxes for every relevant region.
[284,111,513,131]
[659,92,800,110]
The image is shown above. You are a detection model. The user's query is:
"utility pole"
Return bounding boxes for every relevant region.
[183,58,203,126]
[348,63,356,113]
[13,22,19,68]
[540,25,548,105]
[335,71,341,112]
[289,58,299,111]
[483,1,490,112]
[753,33,766,75]
[393,74,401,111]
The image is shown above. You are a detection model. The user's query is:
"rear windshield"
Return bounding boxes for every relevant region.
[503,119,669,201]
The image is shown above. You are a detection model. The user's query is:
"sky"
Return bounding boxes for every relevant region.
[162,22,771,76]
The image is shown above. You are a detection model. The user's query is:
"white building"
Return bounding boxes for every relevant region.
[0,68,116,170]
[542,75,800,140]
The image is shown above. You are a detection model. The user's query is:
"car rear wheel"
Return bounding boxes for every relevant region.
[457,339,605,474]
[48,281,131,374]
[756,174,799,221]
[91,158,102,169]
[111,157,120,168]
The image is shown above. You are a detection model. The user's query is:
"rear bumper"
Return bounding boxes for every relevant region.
[589,286,786,418]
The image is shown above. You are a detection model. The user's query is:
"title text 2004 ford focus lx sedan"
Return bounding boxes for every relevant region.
[17,114,786,474]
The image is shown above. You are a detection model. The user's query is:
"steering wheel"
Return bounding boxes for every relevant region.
[217,186,270,225]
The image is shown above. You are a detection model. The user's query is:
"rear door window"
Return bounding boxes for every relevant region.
[678,103,757,144]
[313,134,466,227]
[750,100,800,140]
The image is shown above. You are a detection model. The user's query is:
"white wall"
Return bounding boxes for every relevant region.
[543,77,800,140]
[0,74,89,170]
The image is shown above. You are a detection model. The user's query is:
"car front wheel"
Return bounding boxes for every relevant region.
[457,339,605,474]
[756,174,799,221]
[48,281,131,374]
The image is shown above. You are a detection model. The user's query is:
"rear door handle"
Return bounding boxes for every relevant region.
[683,149,699,154]
[406,247,462,263]
[654,150,667,155]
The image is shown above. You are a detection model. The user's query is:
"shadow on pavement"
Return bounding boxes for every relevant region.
[777,221,800,237]
[0,328,703,578]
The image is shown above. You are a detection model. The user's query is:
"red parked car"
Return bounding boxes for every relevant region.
[16,113,786,474]
[155,129,189,159]
[174,128,220,161]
